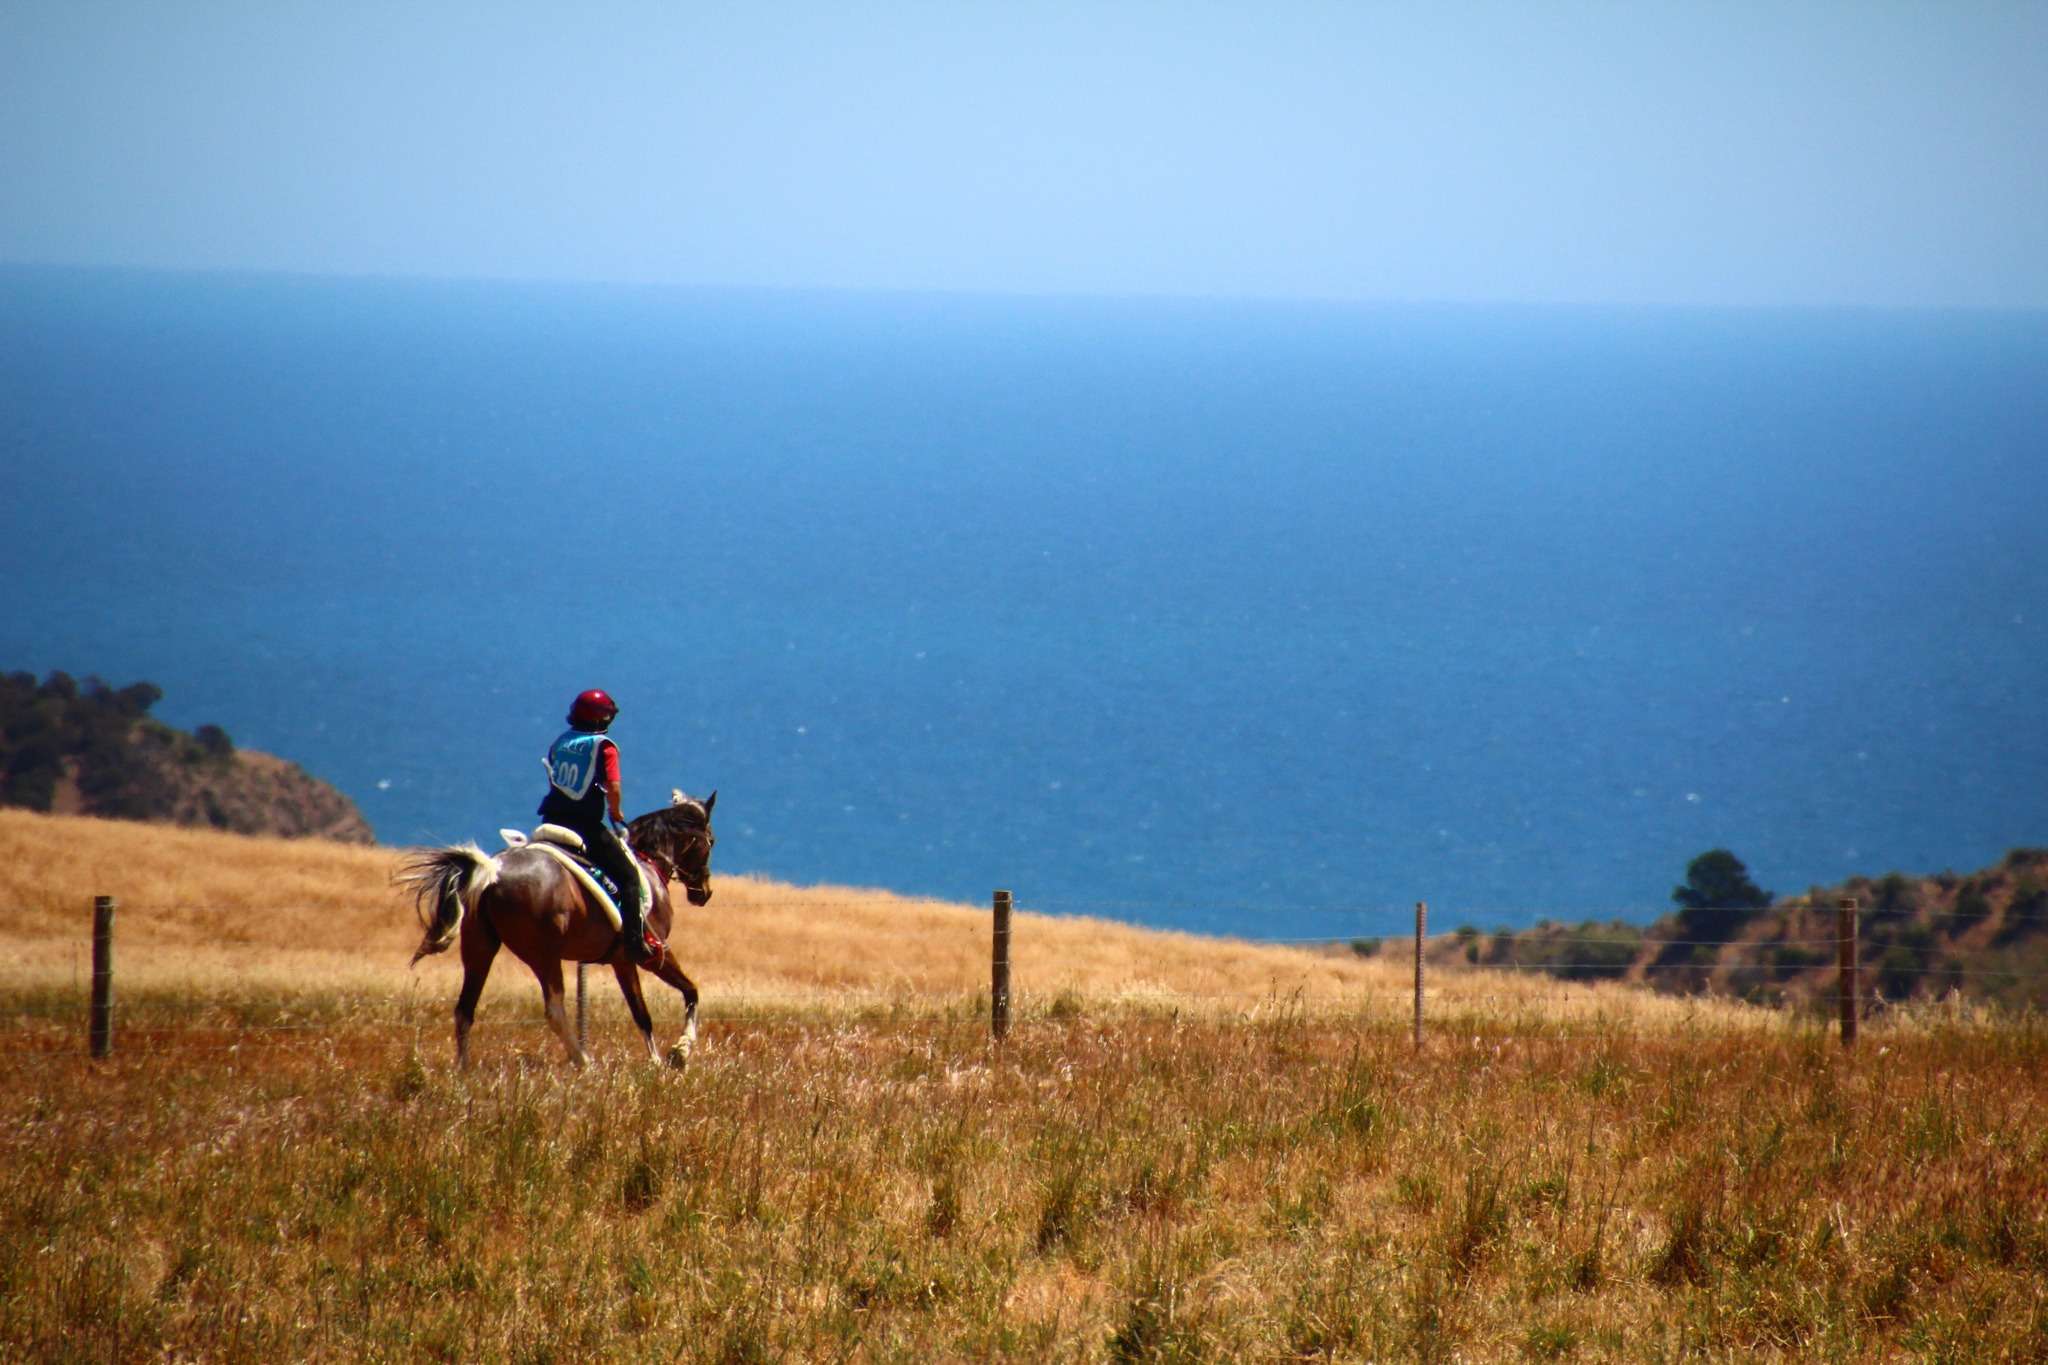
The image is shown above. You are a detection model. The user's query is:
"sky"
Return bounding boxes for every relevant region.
[2,1,2045,309]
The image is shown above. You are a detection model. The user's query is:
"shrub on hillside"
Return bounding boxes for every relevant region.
[1765,943,1827,981]
[1556,922,1643,981]
[1872,926,1940,1000]
[1871,872,1920,922]
[1485,920,1642,983]
[1,734,63,809]
[194,724,235,761]
[1952,883,1993,928]
[1992,876,2048,948]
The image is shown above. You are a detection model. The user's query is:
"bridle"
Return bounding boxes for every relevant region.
[632,817,713,901]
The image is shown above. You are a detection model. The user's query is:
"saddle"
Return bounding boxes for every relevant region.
[498,824,650,932]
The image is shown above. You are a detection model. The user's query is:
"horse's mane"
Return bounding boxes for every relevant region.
[629,796,708,839]
[626,795,711,860]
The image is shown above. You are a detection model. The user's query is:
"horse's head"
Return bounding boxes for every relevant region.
[628,789,717,906]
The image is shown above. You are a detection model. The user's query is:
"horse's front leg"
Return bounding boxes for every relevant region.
[611,961,663,1064]
[641,956,701,1069]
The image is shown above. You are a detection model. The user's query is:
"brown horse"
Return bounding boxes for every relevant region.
[400,790,716,1068]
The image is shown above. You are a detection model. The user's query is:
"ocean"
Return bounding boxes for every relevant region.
[2,266,2043,940]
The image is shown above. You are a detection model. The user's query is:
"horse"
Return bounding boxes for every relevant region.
[399,789,717,1069]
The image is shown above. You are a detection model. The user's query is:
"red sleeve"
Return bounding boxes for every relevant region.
[600,740,621,788]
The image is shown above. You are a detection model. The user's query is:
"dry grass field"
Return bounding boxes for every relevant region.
[0,807,1754,1028]
[4,808,2046,1361]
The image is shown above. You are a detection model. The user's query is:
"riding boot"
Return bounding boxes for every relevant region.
[641,879,663,958]
[621,883,654,963]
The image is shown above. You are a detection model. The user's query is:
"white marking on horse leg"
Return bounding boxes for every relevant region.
[668,1006,698,1068]
[671,1010,704,1072]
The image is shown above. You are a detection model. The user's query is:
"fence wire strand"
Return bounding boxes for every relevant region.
[9,886,2046,1064]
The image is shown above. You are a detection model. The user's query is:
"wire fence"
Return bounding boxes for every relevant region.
[6,887,2045,1063]
[20,896,2037,930]
[11,891,2046,950]
[12,896,2048,947]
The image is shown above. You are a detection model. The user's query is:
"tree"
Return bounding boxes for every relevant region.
[1671,849,1773,944]
[116,681,164,717]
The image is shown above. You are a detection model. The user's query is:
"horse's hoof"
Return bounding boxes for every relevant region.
[665,1044,691,1070]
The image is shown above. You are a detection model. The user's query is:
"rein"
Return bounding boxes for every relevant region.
[637,847,677,886]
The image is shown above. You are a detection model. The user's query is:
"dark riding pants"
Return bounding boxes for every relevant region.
[581,823,640,911]
[556,818,644,935]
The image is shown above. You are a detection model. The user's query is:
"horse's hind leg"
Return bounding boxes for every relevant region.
[454,914,500,1070]
[643,957,701,1068]
[534,958,587,1068]
[612,963,663,1065]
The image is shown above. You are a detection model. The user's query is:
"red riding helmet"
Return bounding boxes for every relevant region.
[567,689,618,730]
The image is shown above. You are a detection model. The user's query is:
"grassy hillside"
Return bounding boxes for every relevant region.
[1441,850,2048,1011]
[5,811,2046,1360]
[0,807,1748,1032]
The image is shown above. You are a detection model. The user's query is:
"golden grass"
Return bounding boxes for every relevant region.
[0,807,1768,1035]
[6,810,2047,1359]
[4,1000,2045,1360]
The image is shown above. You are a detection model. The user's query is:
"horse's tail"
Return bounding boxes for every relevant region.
[396,844,499,965]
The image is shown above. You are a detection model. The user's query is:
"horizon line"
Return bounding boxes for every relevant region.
[6,255,2047,321]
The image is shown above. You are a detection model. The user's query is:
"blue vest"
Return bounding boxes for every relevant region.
[545,729,615,803]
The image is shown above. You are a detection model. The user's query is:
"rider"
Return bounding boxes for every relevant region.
[540,688,656,963]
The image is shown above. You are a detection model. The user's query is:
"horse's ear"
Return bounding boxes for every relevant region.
[670,788,685,805]
[703,789,717,815]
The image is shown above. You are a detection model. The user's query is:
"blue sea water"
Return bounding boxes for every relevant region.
[2,266,2044,940]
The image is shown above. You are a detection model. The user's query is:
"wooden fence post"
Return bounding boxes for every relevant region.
[576,961,588,1050]
[1837,896,1858,1049]
[1413,900,1427,1049]
[90,896,115,1059]
[991,890,1012,1041]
